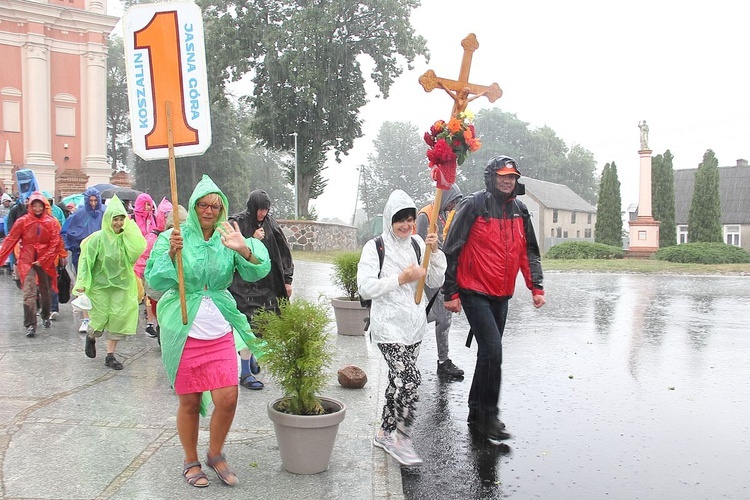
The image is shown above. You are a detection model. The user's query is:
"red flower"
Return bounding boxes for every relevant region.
[427,138,456,167]
[423,112,481,188]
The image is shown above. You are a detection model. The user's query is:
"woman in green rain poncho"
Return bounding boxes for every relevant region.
[145,175,270,488]
[75,195,146,370]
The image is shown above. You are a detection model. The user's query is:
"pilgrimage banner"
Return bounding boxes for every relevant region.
[123,1,211,160]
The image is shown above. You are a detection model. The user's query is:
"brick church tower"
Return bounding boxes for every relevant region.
[0,0,118,197]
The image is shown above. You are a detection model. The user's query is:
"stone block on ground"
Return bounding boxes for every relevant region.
[338,365,367,389]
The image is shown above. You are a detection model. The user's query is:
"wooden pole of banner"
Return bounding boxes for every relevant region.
[166,101,188,324]
[414,34,502,304]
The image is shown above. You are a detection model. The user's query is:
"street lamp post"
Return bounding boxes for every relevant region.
[291,132,298,220]
[351,165,363,225]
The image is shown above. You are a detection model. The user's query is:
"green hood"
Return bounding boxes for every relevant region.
[185,174,229,234]
[103,195,129,235]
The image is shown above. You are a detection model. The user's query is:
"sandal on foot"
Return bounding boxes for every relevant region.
[206,453,238,486]
[239,373,264,390]
[249,353,261,375]
[183,461,209,488]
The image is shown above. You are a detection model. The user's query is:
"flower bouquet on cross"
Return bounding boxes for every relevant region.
[423,110,482,189]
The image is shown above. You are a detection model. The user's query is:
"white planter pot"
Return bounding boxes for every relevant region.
[267,396,347,474]
[330,297,369,336]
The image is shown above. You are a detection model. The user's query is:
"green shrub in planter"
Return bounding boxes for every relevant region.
[332,251,361,300]
[545,241,624,260]
[254,299,333,415]
[653,242,750,264]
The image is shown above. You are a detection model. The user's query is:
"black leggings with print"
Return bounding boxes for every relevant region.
[378,342,422,435]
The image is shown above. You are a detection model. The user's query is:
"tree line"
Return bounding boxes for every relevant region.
[358,108,600,220]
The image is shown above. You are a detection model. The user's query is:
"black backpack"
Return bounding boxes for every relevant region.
[360,235,438,331]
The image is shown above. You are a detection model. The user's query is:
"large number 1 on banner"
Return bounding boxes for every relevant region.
[134,11,198,149]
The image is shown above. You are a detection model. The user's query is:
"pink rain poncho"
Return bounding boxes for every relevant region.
[133,193,157,236]
[134,197,172,278]
[74,196,147,335]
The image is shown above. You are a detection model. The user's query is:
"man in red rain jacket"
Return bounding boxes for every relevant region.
[443,156,545,444]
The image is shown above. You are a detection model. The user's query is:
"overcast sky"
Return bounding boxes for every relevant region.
[113,1,750,221]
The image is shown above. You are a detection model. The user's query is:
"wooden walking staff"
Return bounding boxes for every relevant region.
[166,101,189,324]
[414,33,503,304]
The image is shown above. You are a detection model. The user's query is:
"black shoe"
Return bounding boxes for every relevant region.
[26,326,36,338]
[42,319,51,328]
[85,336,96,358]
[437,359,465,378]
[105,353,123,370]
[467,411,506,430]
[145,323,158,338]
[469,417,512,443]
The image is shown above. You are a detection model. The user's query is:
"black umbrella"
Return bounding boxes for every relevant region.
[98,186,142,201]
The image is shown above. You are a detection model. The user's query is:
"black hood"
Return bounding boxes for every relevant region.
[484,161,525,198]
[246,189,272,220]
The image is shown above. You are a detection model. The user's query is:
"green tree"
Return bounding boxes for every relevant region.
[455,108,597,202]
[523,125,568,182]
[458,108,531,193]
[360,121,433,219]
[106,36,130,171]
[594,162,623,247]
[651,150,676,247]
[688,149,722,243]
[206,0,428,218]
[563,144,598,205]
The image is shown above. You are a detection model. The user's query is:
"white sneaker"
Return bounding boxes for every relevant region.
[373,430,423,466]
[78,318,89,333]
[50,311,59,320]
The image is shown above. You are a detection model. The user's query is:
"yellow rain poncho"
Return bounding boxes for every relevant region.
[74,195,147,335]
[145,175,270,415]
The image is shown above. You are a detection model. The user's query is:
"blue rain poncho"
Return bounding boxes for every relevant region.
[65,187,104,267]
[74,196,147,335]
[145,175,270,415]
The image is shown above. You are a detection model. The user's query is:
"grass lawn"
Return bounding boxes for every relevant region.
[293,250,750,275]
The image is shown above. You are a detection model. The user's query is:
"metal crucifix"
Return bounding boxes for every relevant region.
[414,33,503,304]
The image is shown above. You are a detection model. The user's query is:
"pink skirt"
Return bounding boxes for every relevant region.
[174,332,237,394]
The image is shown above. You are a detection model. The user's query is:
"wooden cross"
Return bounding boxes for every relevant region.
[414,33,502,304]
[418,33,503,117]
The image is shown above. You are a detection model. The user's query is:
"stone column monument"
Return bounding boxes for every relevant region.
[627,121,660,256]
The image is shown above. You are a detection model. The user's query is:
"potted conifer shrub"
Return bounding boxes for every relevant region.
[255,299,347,474]
[330,251,369,336]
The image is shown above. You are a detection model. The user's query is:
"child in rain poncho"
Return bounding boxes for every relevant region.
[75,195,146,370]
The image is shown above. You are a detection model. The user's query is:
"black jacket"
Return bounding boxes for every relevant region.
[228,190,294,317]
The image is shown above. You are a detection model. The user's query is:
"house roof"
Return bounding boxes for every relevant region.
[520,177,597,213]
[673,165,750,224]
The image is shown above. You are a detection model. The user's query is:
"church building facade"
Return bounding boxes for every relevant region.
[0,0,118,197]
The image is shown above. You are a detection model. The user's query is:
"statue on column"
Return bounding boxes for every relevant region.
[638,120,649,150]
